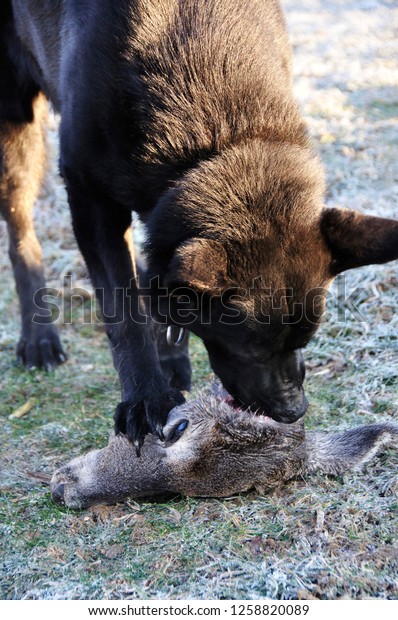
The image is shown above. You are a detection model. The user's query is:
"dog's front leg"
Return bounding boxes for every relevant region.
[63,178,184,451]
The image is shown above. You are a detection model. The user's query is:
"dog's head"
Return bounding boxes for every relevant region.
[148,143,398,423]
[163,212,398,422]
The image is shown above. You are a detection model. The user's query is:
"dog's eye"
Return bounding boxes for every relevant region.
[167,419,188,444]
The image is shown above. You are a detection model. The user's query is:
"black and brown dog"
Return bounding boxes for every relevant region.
[1,0,398,451]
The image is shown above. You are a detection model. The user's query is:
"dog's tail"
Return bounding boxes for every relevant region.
[305,423,398,475]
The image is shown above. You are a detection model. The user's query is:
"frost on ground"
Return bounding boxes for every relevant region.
[0,0,397,601]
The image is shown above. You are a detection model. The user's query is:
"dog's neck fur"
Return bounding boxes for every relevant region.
[145,137,326,281]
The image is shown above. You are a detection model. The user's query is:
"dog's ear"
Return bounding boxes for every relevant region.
[164,238,230,291]
[321,208,398,275]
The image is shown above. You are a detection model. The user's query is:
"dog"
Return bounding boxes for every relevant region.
[51,386,398,509]
[2,0,398,452]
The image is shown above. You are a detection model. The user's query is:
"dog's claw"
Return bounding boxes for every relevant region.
[156,424,165,442]
[134,440,142,458]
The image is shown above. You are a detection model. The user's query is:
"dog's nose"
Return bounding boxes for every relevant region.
[51,483,66,504]
[270,394,309,424]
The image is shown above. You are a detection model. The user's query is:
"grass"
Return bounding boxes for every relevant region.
[1,0,398,602]
[1,238,397,601]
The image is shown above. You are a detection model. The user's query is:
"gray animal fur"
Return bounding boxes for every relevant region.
[51,391,398,509]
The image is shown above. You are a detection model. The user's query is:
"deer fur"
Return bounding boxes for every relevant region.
[51,389,398,509]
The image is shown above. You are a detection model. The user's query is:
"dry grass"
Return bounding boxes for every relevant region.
[1,0,398,600]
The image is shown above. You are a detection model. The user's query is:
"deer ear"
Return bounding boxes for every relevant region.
[214,408,304,448]
[164,238,230,291]
[215,414,277,447]
[321,208,398,275]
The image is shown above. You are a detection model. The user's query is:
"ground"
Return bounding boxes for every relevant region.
[1,0,398,600]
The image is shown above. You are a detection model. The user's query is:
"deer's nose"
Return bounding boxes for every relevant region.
[51,483,65,504]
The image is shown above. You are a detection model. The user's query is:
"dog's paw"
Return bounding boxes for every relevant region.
[114,388,185,454]
[17,328,67,371]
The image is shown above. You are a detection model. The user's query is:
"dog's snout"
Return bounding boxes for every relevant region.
[51,483,66,505]
[268,392,309,424]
